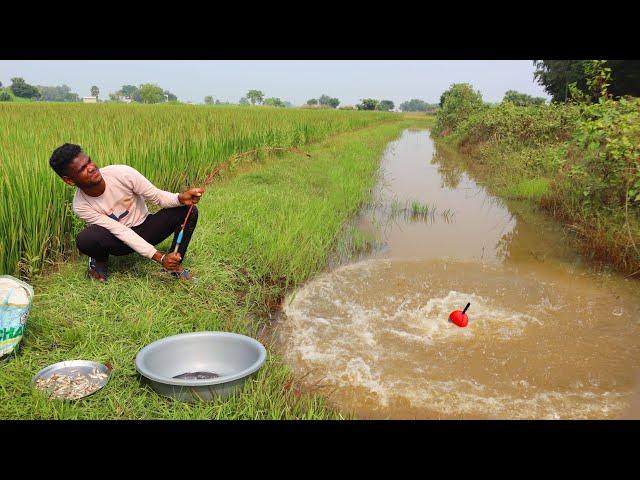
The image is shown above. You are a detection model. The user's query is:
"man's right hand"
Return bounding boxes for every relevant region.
[162,252,182,271]
[153,250,182,271]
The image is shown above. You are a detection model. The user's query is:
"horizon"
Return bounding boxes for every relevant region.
[0,60,549,106]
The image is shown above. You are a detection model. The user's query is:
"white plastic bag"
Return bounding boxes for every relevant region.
[0,275,34,361]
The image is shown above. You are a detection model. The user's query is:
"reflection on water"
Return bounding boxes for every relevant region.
[274,129,640,419]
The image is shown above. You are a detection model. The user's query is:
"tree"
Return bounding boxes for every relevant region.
[533,60,590,103]
[120,84,141,102]
[502,90,546,106]
[204,95,214,105]
[356,98,379,110]
[400,99,436,112]
[318,94,340,108]
[433,83,485,136]
[239,97,249,105]
[37,84,80,102]
[0,91,11,102]
[0,81,2,88]
[10,77,40,99]
[138,83,165,104]
[90,85,99,98]
[246,89,264,105]
[264,97,286,107]
[165,91,177,102]
[376,100,394,111]
[606,60,640,98]
[306,98,318,105]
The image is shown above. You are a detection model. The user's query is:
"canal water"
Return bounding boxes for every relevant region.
[273,129,640,419]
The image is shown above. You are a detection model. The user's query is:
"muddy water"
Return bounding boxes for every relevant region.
[274,129,640,419]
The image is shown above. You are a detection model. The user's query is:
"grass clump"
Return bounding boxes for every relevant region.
[506,178,550,200]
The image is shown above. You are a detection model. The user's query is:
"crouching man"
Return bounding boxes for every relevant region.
[49,143,203,282]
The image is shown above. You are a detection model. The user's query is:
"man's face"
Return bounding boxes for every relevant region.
[62,153,103,188]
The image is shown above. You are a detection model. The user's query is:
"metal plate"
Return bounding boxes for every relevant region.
[32,360,112,400]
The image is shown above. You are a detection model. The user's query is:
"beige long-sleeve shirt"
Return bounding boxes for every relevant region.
[72,165,182,258]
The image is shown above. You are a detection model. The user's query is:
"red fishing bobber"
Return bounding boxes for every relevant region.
[449,302,470,328]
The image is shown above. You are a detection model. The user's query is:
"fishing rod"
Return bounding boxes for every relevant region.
[172,145,311,254]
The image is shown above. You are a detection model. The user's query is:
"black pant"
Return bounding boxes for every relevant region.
[75,206,199,262]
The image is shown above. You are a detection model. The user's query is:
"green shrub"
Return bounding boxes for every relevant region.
[432,83,485,136]
[0,90,12,102]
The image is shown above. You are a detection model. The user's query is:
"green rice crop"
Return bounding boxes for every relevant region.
[0,103,395,277]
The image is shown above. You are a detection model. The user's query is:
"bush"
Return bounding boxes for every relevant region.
[0,90,12,102]
[562,96,640,214]
[452,101,579,149]
[432,83,485,136]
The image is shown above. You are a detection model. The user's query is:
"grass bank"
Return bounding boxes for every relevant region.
[432,95,640,276]
[0,118,423,419]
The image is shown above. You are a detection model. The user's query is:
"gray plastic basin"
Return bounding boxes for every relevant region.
[135,331,267,402]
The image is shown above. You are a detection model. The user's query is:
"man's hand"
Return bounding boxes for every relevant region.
[179,188,204,206]
[163,252,182,271]
[153,251,182,271]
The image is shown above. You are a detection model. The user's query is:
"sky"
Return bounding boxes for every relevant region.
[0,60,549,106]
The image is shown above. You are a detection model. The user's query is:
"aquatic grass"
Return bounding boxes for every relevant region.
[0,119,414,419]
[0,103,396,277]
[506,178,550,200]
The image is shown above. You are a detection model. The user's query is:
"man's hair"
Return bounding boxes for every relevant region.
[49,143,82,177]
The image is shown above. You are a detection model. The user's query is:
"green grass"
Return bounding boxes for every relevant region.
[505,178,550,200]
[0,119,416,419]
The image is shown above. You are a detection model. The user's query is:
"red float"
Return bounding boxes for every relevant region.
[449,302,470,328]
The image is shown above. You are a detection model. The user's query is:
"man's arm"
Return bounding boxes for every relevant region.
[124,165,183,209]
[124,165,204,208]
[74,203,162,260]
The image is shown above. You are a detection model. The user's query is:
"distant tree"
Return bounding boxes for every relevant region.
[0,91,11,102]
[307,98,318,105]
[239,97,249,105]
[502,90,546,106]
[0,81,2,88]
[356,98,379,110]
[138,83,165,104]
[109,92,122,102]
[376,100,394,111]
[283,101,293,108]
[90,85,99,98]
[120,84,141,102]
[164,90,177,102]
[264,97,286,107]
[246,89,264,105]
[10,77,40,99]
[338,105,355,110]
[318,94,340,108]
[204,95,214,105]
[400,99,431,112]
[37,84,80,102]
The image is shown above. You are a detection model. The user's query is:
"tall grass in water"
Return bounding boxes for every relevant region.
[0,103,394,277]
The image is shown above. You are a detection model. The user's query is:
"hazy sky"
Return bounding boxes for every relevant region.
[0,60,549,106]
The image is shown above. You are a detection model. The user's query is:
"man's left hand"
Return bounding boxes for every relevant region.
[179,188,204,206]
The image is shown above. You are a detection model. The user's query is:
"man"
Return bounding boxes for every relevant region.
[49,143,204,282]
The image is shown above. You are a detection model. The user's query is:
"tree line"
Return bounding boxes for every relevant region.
[0,77,179,104]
